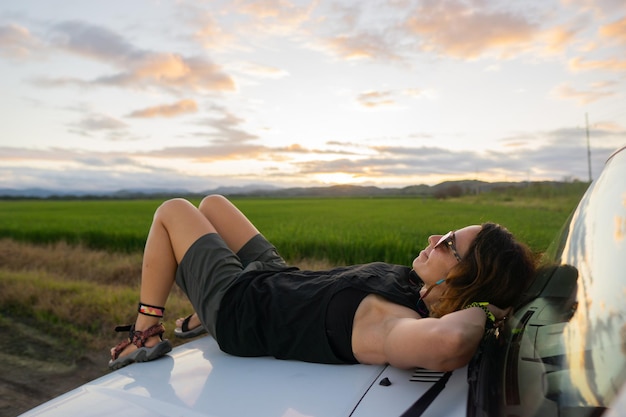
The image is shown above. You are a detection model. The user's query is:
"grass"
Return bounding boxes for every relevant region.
[0,200,158,252]
[238,197,573,263]
[0,239,195,352]
[0,187,585,264]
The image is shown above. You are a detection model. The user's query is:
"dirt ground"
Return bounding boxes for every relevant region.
[0,318,110,417]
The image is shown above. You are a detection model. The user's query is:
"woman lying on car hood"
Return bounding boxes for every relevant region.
[109,195,535,372]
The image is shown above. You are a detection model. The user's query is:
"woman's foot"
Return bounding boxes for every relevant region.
[175,313,207,338]
[109,323,172,370]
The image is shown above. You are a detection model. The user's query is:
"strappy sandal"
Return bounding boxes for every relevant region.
[174,314,208,339]
[108,303,173,370]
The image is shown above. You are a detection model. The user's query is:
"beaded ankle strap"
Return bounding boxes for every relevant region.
[138,302,165,318]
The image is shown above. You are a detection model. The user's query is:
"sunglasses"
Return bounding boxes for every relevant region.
[434,231,462,262]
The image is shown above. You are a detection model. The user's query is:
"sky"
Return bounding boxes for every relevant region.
[1,0,625,193]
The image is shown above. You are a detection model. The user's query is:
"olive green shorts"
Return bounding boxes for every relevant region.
[175,233,287,337]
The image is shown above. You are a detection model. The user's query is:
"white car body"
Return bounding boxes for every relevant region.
[21,336,468,417]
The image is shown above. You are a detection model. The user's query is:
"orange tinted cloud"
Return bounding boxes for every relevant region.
[542,26,580,53]
[405,1,536,59]
[324,33,401,61]
[236,62,290,78]
[600,17,626,44]
[48,21,236,93]
[0,23,40,58]
[552,83,615,104]
[192,11,235,50]
[236,0,296,18]
[234,0,318,32]
[356,88,426,108]
[101,52,236,92]
[133,53,191,80]
[569,56,626,71]
[128,99,199,118]
[357,90,396,108]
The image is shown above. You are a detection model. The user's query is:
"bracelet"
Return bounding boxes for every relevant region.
[138,302,165,318]
[463,302,496,327]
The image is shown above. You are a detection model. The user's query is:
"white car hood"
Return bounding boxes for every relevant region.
[21,336,469,417]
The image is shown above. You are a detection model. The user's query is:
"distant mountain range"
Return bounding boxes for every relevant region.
[0,180,555,199]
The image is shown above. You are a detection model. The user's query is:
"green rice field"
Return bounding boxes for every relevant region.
[0,190,585,265]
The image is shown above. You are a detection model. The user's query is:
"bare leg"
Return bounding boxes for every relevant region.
[197,194,260,252]
[114,198,217,358]
[176,195,260,332]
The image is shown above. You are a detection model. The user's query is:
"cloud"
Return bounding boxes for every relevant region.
[127,99,199,118]
[307,0,575,64]
[3,1,625,192]
[98,54,235,92]
[355,88,428,108]
[49,20,133,60]
[0,157,217,192]
[145,143,267,161]
[30,76,91,88]
[296,152,476,179]
[322,32,403,61]
[310,1,406,62]
[403,88,425,98]
[551,82,617,104]
[40,20,236,93]
[231,0,319,35]
[67,113,130,141]
[186,0,319,52]
[298,158,372,175]
[541,25,582,54]
[297,126,625,181]
[235,0,303,19]
[0,23,41,58]
[569,56,626,71]
[573,0,626,19]
[593,120,624,132]
[404,0,537,59]
[75,114,127,131]
[599,16,626,44]
[293,147,463,179]
[191,11,235,50]
[1,121,623,192]
[0,146,80,162]
[179,0,626,74]
[311,1,617,65]
[193,106,259,144]
[139,142,340,163]
[357,91,396,108]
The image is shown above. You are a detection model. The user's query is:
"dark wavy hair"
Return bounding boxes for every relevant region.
[429,222,536,318]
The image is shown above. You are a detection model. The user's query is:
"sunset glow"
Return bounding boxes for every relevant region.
[1,0,624,192]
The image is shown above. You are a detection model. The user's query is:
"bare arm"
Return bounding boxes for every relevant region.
[383,307,489,371]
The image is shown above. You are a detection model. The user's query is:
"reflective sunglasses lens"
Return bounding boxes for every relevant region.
[435,231,453,248]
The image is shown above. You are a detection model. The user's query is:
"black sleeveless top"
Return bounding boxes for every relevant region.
[215,262,423,364]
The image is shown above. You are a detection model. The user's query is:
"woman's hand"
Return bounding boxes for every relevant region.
[487,304,512,329]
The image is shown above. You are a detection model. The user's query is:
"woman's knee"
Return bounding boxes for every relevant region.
[154,198,195,223]
[198,194,229,214]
